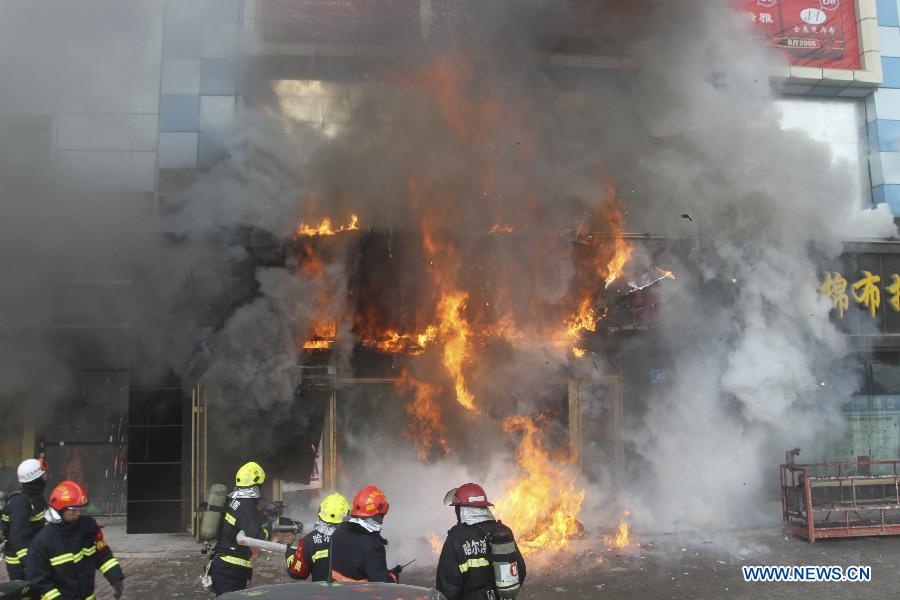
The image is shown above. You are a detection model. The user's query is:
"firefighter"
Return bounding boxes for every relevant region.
[2,458,49,582]
[25,480,125,600]
[209,462,272,596]
[285,493,349,581]
[328,485,402,583]
[436,483,526,600]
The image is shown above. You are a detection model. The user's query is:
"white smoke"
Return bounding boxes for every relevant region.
[619,3,895,531]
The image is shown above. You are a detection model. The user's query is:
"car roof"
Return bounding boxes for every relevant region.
[220,582,445,600]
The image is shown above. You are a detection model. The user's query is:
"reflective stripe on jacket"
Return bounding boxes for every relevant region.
[436,520,526,600]
[25,517,124,600]
[286,529,333,582]
[3,491,47,565]
[212,495,268,568]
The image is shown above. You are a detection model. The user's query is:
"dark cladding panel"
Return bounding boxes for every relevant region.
[125,501,182,535]
[126,387,185,534]
[128,464,181,502]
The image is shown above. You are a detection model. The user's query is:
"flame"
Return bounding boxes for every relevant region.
[494,416,585,555]
[417,325,438,348]
[565,297,599,339]
[655,266,676,280]
[296,214,359,237]
[604,232,631,288]
[399,372,449,461]
[437,292,477,412]
[375,330,407,353]
[287,57,640,499]
[603,512,632,549]
[302,321,336,350]
[426,532,443,555]
[412,53,501,144]
[302,340,332,349]
[368,327,438,355]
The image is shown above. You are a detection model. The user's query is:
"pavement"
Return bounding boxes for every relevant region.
[4,519,900,599]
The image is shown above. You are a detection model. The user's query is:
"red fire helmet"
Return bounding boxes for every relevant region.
[351,485,389,518]
[49,480,89,512]
[444,482,493,507]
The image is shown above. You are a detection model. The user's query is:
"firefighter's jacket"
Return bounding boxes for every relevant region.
[25,516,123,600]
[213,495,269,571]
[2,490,47,572]
[286,525,333,581]
[328,522,397,583]
[436,520,526,600]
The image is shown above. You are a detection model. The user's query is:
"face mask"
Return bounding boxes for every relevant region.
[23,478,46,494]
[349,516,382,533]
[314,520,338,536]
[459,506,495,526]
[229,486,260,499]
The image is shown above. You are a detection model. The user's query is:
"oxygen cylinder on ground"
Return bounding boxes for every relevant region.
[198,484,228,542]
[488,522,521,599]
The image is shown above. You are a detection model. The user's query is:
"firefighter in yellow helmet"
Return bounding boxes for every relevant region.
[285,493,350,581]
[210,462,272,596]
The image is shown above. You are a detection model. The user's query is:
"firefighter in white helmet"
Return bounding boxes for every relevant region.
[2,458,49,582]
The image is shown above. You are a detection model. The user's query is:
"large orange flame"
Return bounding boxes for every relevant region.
[399,371,449,462]
[289,58,640,559]
[493,416,585,555]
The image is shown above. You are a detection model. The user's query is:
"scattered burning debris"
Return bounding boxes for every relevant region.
[603,512,632,550]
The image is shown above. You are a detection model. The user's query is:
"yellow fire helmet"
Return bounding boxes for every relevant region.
[235,461,266,488]
[318,492,350,525]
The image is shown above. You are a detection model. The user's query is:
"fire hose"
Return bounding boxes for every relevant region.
[236,530,296,554]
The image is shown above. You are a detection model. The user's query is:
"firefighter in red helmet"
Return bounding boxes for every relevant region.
[327,485,402,583]
[436,483,526,600]
[25,481,125,600]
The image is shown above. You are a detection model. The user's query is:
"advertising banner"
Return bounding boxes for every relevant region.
[739,0,860,70]
[258,0,418,45]
[256,0,861,70]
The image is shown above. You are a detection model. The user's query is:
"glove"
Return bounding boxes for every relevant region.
[112,580,124,599]
[391,564,404,576]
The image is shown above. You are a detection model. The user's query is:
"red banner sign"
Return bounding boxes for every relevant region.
[739,0,860,69]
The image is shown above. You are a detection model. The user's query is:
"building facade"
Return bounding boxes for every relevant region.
[3,0,900,532]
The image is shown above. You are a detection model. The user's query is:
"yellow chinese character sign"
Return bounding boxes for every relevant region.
[819,272,849,319]
[888,275,900,313]
[852,271,881,319]
[818,271,900,320]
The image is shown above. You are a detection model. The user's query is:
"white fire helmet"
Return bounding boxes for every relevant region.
[17,458,47,483]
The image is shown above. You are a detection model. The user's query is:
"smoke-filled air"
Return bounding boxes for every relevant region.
[1,0,897,578]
